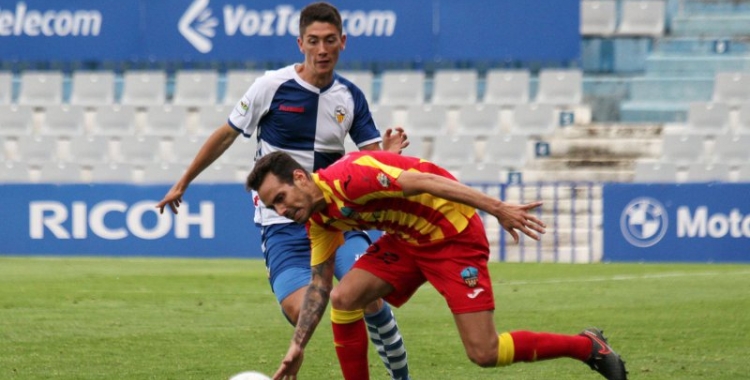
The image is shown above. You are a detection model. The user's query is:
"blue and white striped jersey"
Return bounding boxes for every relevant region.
[227,64,382,226]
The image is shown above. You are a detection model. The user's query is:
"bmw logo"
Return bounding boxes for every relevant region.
[620,197,668,248]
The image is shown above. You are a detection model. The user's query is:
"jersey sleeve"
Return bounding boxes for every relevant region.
[308,219,346,266]
[346,85,382,148]
[227,75,274,137]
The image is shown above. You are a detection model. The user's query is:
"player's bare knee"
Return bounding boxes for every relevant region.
[467,349,498,367]
[330,286,360,310]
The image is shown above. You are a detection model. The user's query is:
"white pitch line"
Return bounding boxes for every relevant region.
[499,269,750,286]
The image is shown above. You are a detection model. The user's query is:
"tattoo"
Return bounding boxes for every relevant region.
[292,256,336,347]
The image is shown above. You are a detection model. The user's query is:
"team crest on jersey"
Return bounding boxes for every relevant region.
[461,266,479,287]
[377,172,390,188]
[237,100,249,116]
[335,105,347,124]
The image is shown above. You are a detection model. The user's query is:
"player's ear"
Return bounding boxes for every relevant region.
[292,169,307,185]
[340,34,347,51]
[297,36,303,53]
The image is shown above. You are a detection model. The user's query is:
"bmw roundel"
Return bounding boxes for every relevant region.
[620,197,669,248]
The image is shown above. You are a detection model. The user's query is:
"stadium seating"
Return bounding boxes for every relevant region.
[196,104,232,136]
[379,70,425,106]
[369,104,394,131]
[193,164,241,183]
[430,135,476,169]
[140,162,183,184]
[455,104,502,138]
[535,69,583,105]
[89,162,133,183]
[67,135,112,165]
[338,70,374,100]
[70,71,116,107]
[483,69,530,106]
[18,71,63,106]
[219,136,258,167]
[170,135,205,164]
[172,70,219,106]
[143,105,189,137]
[121,71,167,106]
[738,102,750,133]
[458,162,503,183]
[116,135,162,164]
[580,0,617,36]
[14,135,59,164]
[223,70,264,105]
[712,132,750,164]
[633,160,678,183]
[91,105,138,137]
[684,162,731,182]
[431,69,478,106]
[0,161,31,182]
[660,132,705,164]
[401,135,426,158]
[737,162,750,182]
[37,162,82,184]
[617,0,666,37]
[0,71,12,104]
[404,104,449,136]
[0,104,35,136]
[686,102,730,136]
[483,134,528,170]
[712,72,750,106]
[509,103,557,137]
[40,105,86,137]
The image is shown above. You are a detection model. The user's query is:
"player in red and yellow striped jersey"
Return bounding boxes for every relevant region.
[247,150,628,380]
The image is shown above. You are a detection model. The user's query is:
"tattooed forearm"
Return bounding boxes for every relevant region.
[292,256,335,347]
[293,284,330,346]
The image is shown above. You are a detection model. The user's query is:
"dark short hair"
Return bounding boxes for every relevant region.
[246,151,308,192]
[299,2,343,36]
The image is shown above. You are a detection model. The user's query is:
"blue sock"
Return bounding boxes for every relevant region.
[364,303,410,380]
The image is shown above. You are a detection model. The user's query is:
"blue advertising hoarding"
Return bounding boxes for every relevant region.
[0,0,579,63]
[0,184,262,258]
[603,183,750,262]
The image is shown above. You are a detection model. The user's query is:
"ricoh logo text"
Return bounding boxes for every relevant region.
[0,2,102,37]
[677,206,750,238]
[29,201,214,240]
[180,0,397,53]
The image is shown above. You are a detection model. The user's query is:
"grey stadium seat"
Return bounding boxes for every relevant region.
[404,104,449,137]
[337,70,374,100]
[121,71,167,106]
[535,69,583,106]
[18,71,63,106]
[684,162,731,183]
[712,72,750,106]
[581,0,617,36]
[70,71,116,107]
[431,69,478,106]
[0,104,35,136]
[172,70,219,106]
[0,71,12,105]
[223,70,264,105]
[633,160,678,183]
[509,103,557,137]
[616,1,666,37]
[687,102,730,136]
[379,70,425,106]
[483,69,530,106]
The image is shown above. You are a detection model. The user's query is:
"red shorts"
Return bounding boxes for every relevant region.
[353,215,495,314]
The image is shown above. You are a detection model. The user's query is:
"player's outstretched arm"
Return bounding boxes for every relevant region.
[397,171,546,243]
[273,255,336,380]
[156,124,240,214]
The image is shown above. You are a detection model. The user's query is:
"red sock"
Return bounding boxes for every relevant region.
[332,319,369,380]
[509,331,592,362]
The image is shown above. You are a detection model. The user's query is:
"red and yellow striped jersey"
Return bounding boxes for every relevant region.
[308,151,476,265]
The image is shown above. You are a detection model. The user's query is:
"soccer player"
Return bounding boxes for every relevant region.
[247,151,629,380]
[156,3,411,379]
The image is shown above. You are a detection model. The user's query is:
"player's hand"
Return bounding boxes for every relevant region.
[382,127,409,154]
[495,201,546,243]
[272,343,304,380]
[155,183,186,214]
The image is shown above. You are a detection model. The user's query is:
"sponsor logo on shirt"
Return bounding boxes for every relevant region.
[279,104,305,113]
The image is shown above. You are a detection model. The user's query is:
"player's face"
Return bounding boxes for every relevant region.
[297,21,346,77]
[257,172,315,223]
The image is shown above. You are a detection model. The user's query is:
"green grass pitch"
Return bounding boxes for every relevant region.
[1,257,748,379]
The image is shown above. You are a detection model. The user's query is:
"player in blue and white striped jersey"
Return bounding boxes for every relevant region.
[157,3,410,379]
